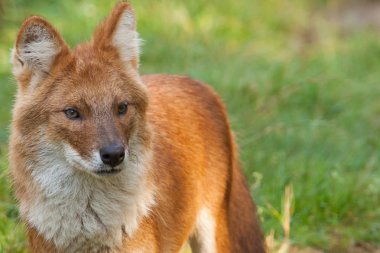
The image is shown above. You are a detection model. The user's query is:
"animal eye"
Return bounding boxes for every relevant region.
[118,103,128,115]
[64,108,80,120]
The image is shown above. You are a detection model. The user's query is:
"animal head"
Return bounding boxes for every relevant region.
[11,3,150,176]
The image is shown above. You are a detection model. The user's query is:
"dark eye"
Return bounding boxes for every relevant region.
[64,108,80,120]
[118,103,128,115]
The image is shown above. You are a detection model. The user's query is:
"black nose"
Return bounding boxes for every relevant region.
[99,144,125,167]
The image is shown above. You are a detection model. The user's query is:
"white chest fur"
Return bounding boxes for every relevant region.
[21,143,155,252]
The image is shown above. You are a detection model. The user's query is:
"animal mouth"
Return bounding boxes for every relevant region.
[94,168,122,176]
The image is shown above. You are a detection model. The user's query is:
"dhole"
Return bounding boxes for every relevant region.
[9,2,265,253]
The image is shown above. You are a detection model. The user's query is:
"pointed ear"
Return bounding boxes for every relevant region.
[93,3,140,70]
[11,16,69,90]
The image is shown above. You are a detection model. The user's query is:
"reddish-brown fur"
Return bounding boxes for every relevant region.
[10,3,265,253]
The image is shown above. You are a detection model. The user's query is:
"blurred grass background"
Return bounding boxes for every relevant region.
[1,0,380,252]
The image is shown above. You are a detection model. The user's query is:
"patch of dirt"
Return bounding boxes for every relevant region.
[327,0,380,33]
[294,0,380,56]
[289,246,324,253]
[347,242,380,253]
[287,242,380,253]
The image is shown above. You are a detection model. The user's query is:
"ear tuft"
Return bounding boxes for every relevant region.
[93,3,141,69]
[12,16,68,89]
[113,7,141,67]
[17,21,59,70]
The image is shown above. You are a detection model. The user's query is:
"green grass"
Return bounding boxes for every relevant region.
[1,0,380,252]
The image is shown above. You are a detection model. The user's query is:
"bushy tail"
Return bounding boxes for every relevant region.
[227,142,266,253]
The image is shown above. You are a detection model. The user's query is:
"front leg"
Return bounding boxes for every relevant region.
[189,207,231,253]
[122,218,159,253]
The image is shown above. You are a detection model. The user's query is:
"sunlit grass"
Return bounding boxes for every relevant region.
[1,0,380,252]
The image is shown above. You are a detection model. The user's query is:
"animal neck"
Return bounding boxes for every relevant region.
[22,145,155,252]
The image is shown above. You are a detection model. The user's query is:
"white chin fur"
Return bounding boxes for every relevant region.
[25,138,155,252]
[62,144,106,173]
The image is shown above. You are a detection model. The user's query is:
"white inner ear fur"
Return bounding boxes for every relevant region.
[112,9,141,66]
[12,24,61,88]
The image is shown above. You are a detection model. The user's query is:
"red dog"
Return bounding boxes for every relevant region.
[9,3,265,252]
